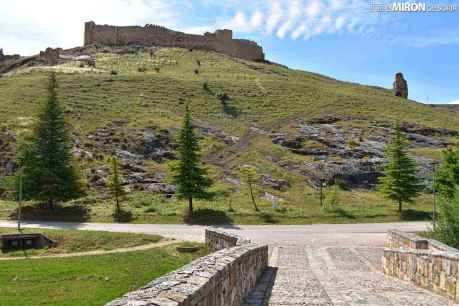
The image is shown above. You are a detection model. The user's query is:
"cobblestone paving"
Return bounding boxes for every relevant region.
[245,245,452,306]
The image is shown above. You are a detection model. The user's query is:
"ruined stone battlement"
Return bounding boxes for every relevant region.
[84,21,265,61]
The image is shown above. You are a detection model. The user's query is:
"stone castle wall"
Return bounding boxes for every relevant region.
[84,22,264,62]
[106,228,268,306]
[382,230,459,302]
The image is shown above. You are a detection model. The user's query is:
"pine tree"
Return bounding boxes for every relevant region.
[18,72,83,207]
[378,124,422,213]
[108,156,125,216]
[171,105,213,216]
[433,144,459,248]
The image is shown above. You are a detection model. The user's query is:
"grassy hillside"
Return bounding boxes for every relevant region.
[0,47,457,224]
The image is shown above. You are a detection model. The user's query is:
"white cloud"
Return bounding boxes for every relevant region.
[305,0,322,18]
[222,10,265,33]
[291,22,308,40]
[266,0,283,34]
[0,0,178,55]
[335,16,346,30]
[250,11,264,28]
[449,100,459,104]
[276,0,303,38]
[225,11,248,31]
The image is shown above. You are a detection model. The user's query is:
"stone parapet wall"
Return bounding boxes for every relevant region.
[205,228,250,252]
[84,21,265,62]
[106,229,268,306]
[385,229,429,249]
[382,230,459,302]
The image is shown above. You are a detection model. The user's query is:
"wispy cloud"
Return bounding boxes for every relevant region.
[216,0,384,41]
[266,0,283,34]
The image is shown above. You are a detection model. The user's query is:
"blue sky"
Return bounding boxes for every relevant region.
[1,0,458,104]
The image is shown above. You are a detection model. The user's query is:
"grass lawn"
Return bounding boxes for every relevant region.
[0,243,206,306]
[0,228,162,258]
[0,188,435,225]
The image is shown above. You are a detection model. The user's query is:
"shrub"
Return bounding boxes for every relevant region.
[154,67,160,73]
[202,81,209,91]
[324,185,340,211]
[215,92,229,104]
[144,206,158,213]
[138,66,147,73]
[194,69,199,74]
[110,70,118,75]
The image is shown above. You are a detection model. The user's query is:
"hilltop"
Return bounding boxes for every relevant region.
[0,46,458,224]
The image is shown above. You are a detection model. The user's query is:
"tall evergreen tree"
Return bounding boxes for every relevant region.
[433,144,459,248]
[18,73,82,207]
[378,124,422,213]
[171,105,213,216]
[108,156,125,216]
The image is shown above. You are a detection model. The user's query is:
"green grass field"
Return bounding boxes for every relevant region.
[0,242,206,306]
[0,227,162,258]
[0,189,435,225]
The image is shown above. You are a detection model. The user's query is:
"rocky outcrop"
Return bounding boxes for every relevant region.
[0,131,16,177]
[393,72,408,99]
[271,117,451,189]
[39,47,61,65]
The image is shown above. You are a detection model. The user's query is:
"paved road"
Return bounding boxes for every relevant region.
[0,220,429,244]
[1,220,452,305]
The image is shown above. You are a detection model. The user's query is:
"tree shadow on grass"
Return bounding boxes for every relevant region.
[401,209,431,221]
[113,208,134,223]
[260,212,279,224]
[184,209,234,225]
[222,103,240,118]
[332,207,356,219]
[9,204,90,222]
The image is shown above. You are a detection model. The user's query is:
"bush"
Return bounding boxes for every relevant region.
[202,81,209,92]
[110,70,118,75]
[194,69,199,74]
[138,66,147,73]
[144,206,158,213]
[324,185,340,210]
[215,92,229,104]
[154,67,160,73]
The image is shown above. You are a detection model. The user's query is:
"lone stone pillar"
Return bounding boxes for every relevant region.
[393,72,408,99]
[0,48,4,61]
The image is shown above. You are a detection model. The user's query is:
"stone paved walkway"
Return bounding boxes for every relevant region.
[244,245,452,306]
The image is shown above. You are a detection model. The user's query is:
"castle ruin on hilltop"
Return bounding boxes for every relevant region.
[84,21,265,62]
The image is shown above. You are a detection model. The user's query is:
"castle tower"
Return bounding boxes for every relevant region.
[393,72,408,99]
[84,21,96,46]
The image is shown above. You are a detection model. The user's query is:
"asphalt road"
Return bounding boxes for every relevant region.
[0,220,429,246]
